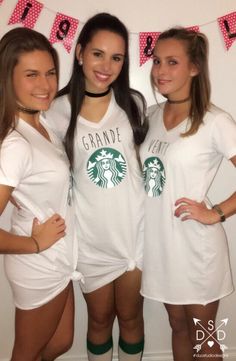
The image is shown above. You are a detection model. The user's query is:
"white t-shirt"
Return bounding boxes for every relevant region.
[46,92,145,293]
[139,103,236,305]
[0,116,80,310]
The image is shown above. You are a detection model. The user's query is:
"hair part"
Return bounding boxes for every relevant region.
[57,12,148,167]
[155,27,211,136]
[0,27,59,142]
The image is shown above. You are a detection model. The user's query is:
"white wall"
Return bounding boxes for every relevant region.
[0,0,236,360]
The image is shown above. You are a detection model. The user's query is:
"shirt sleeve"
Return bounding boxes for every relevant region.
[44,96,70,140]
[0,132,32,187]
[212,111,236,160]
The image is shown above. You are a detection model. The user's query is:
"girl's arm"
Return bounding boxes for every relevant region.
[0,184,66,254]
[174,155,236,224]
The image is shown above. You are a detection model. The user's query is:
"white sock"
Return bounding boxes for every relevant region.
[118,347,143,361]
[88,348,113,361]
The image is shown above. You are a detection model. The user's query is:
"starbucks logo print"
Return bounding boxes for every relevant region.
[87,148,127,188]
[143,157,165,197]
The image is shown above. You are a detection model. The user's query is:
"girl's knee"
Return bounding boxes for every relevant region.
[11,345,40,361]
[88,310,115,331]
[56,332,74,354]
[42,333,74,360]
[117,309,144,334]
[168,313,189,334]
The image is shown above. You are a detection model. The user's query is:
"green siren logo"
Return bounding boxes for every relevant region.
[87,148,127,188]
[143,157,165,197]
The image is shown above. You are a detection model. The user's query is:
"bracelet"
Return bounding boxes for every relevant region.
[212,204,225,222]
[31,236,40,253]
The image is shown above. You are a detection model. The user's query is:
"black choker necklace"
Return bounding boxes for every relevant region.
[85,88,110,98]
[167,97,190,104]
[18,105,40,114]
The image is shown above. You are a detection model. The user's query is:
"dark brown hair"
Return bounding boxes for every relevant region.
[57,12,148,167]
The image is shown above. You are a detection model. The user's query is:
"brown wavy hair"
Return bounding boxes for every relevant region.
[0,27,59,142]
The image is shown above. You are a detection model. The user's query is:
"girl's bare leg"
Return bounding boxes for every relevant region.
[42,282,74,360]
[83,283,116,361]
[186,301,222,361]
[164,304,193,361]
[115,269,144,361]
[11,283,73,361]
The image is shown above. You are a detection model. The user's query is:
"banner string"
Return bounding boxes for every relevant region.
[29,2,225,35]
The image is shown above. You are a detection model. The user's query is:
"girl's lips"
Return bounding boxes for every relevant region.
[158,79,170,85]
[94,71,111,81]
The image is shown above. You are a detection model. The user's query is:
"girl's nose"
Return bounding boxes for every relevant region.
[102,58,112,72]
[157,62,166,75]
[38,76,50,89]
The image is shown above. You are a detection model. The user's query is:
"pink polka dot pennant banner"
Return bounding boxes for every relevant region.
[218,12,236,50]
[186,25,199,32]
[139,32,161,66]
[8,0,43,29]
[49,13,79,53]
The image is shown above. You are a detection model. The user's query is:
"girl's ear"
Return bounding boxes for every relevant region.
[76,44,83,64]
[190,63,199,77]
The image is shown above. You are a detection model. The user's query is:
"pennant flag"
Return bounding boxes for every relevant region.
[139,26,199,67]
[49,13,79,53]
[139,32,161,66]
[186,25,200,32]
[218,12,236,50]
[8,0,43,29]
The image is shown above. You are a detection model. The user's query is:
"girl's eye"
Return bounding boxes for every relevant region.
[26,73,37,77]
[47,70,57,77]
[112,56,123,62]
[93,52,102,57]
[153,58,160,65]
[169,60,178,65]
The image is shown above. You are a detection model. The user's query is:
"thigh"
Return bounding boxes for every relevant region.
[185,301,219,335]
[83,282,115,322]
[12,284,70,361]
[42,282,75,357]
[164,303,189,332]
[115,268,143,319]
[83,282,116,343]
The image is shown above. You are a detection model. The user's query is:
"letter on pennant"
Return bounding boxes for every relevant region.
[218,12,236,50]
[49,13,79,53]
[8,0,43,28]
[139,32,161,66]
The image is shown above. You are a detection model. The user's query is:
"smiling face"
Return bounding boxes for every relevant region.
[150,167,158,179]
[13,50,57,112]
[151,38,198,100]
[77,30,125,93]
[101,158,111,170]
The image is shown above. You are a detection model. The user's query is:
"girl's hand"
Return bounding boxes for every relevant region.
[31,214,66,252]
[174,197,220,225]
